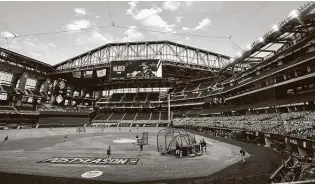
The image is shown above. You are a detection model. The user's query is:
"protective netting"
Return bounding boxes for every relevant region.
[157,129,169,152]
[157,128,196,152]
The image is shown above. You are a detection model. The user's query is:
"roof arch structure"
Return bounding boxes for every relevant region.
[53,40,231,74]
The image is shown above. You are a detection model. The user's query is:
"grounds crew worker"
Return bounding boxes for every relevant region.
[240,149,246,164]
[3,135,8,145]
[107,146,111,161]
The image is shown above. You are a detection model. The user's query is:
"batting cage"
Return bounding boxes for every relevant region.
[156,128,197,156]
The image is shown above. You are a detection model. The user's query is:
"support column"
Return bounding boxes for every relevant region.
[11,73,22,88]
[16,72,28,106]
[42,79,50,94]
[18,72,28,90]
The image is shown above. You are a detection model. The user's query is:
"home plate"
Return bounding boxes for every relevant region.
[113,139,136,143]
[81,171,103,178]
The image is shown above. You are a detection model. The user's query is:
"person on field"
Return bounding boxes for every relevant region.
[179,145,183,158]
[107,146,111,161]
[3,135,8,145]
[175,142,180,159]
[240,149,246,164]
[138,144,143,155]
[64,135,68,142]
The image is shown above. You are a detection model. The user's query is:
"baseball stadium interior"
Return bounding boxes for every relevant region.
[1,1,315,184]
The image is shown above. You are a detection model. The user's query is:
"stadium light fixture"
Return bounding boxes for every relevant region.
[272,24,279,32]
[289,10,298,19]
[259,37,264,43]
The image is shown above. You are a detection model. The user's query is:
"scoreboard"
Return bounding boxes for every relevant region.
[110,59,162,79]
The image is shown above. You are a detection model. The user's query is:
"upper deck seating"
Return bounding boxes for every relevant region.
[147,93,159,101]
[184,84,199,92]
[135,93,148,102]
[173,87,185,93]
[198,82,212,90]
[108,93,124,102]
[123,93,135,102]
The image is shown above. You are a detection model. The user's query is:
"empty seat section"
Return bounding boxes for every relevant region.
[95,113,112,120]
[173,87,185,93]
[198,82,212,90]
[135,93,148,102]
[30,90,42,97]
[159,96,166,101]
[124,93,135,102]
[108,112,125,120]
[1,85,16,94]
[98,98,109,103]
[185,92,200,99]
[0,106,17,114]
[160,112,168,120]
[174,110,189,116]
[172,95,185,101]
[15,106,38,115]
[147,93,159,101]
[184,84,198,92]
[186,109,202,116]
[123,112,136,120]
[38,117,88,126]
[135,112,151,120]
[199,90,209,97]
[150,112,160,120]
[122,103,132,107]
[108,93,124,102]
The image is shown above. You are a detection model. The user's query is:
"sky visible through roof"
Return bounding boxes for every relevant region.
[0,1,306,65]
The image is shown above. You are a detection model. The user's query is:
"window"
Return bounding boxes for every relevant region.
[0,72,13,85]
[25,78,37,90]
[0,93,7,100]
[27,97,33,103]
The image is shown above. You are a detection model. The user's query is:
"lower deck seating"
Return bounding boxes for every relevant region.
[95,113,112,120]
[150,112,160,120]
[122,112,136,120]
[108,112,125,120]
[38,117,88,126]
[160,112,168,120]
[186,109,202,116]
[136,112,151,120]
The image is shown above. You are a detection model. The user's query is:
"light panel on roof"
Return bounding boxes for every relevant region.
[272,24,279,32]
[289,10,298,18]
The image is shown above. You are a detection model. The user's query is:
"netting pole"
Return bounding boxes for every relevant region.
[167,94,171,124]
